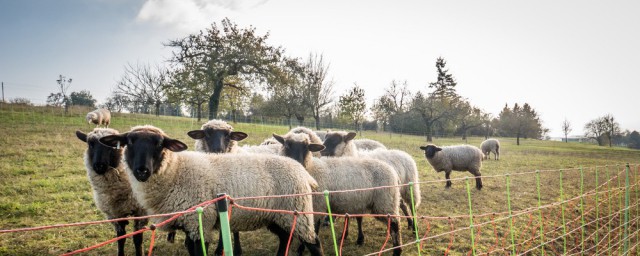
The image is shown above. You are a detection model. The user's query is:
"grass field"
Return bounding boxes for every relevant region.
[1,103,639,255]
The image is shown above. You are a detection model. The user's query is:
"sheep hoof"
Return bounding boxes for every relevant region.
[356,237,364,245]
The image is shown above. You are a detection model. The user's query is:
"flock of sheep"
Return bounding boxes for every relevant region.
[76,108,501,256]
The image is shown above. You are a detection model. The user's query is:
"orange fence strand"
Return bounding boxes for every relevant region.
[377,215,392,256]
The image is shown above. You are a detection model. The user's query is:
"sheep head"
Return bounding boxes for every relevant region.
[76,128,122,175]
[273,133,324,168]
[320,131,356,157]
[419,144,442,159]
[187,120,247,153]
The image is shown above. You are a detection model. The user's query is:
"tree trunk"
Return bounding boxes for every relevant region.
[287,117,292,129]
[565,135,568,143]
[197,103,202,122]
[426,124,433,142]
[516,133,520,146]
[314,115,320,130]
[155,102,160,117]
[232,109,237,123]
[208,79,225,120]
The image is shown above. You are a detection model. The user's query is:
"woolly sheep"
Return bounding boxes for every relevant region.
[100,125,322,256]
[419,144,484,190]
[75,128,147,256]
[480,139,500,160]
[86,108,111,127]
[259,137,280,146]
[272,132,403,256]
[187,119,248,153]
[321,131,421,230]
[353,138,387,151]
[188,121,313,255]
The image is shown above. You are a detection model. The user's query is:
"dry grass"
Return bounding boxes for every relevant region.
[1,103,639,255]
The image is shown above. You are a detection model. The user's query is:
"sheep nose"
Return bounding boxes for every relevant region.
[136,167,150,176]
[93,163,107,172]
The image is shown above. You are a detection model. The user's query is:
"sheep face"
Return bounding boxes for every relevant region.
[320,132,356,156]
[273,133,324,168]
[187,128,247,153]
[76,130,122,174]
[419,145,442,159]
[100,131,187,182]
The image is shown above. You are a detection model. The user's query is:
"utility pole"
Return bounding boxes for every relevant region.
[2,82,4,102]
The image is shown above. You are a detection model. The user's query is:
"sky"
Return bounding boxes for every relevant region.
[1,0,639,137]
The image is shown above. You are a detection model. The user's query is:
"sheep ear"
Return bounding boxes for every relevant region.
[435,147,442,151]
[187,130,205,139]
[308,143,325,152]
[163,138,188,152]
[272,133,285,144]
[76,130,87,142]
[230,132,248,141]
[419,146,427,151]
[345,132,357,142]
[100,133,127,148]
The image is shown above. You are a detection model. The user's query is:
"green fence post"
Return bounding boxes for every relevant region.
[409,182,422,255]
[606,165,612,253]
[535,170,545,255]
[617,164,623,255]
[216,193,233,256]
[324,190,339,256]
[624,163,630,254]
[196,207,207,255]
[559,169,567,254]
[506,174,516,255]
[465,178,476,256]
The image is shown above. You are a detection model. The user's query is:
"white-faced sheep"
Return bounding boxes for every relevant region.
[480,139,500,160]
[321,131,421,230]
[100,125,322,256]
[353,139,387,151]
[419,144,484,190]
[75,128,147,256]
[272,132,403,256]
[86,108,111,127]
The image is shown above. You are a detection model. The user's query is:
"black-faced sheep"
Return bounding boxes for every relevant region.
[187,119,248,154]
[273,132,403,256]
[100,125,322,256]
[75,128,147,256]
[419,144,484,190]
[86,108,111,127]
[320,131,421,230]
[480,139,500,160]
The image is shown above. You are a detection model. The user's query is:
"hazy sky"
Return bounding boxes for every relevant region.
[1,0,639,137]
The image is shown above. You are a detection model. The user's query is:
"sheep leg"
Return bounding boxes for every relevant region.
[114,220,128,256]
[267,223,290,256]
[167,231,176,243]
[471,169,483,190]
[390,219,403,256]
[356,216,365,245]
[132,220,144,256]
[185,234,209,256]
[213,229,223,256]
[301,235,324,256]
[445,171,452,188]
[297,220,322,256]
[399,200,414,230]
[213,230,241,256]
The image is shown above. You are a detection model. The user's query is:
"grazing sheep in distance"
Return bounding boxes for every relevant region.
[86,108,111,127]
[272,132,403,256]
[419,144,484,190]
[480,139,500,160]
[321,131,421,230]
[353,138,387,151]
[75,128,147,256]
[100,125,323,256]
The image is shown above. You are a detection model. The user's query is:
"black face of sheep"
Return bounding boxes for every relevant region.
[419,145,442,159]
[100,131,188,182]
[320,132,356,156]
[272,134,325,167]
[187,128,247,153]
[76,130,121,175]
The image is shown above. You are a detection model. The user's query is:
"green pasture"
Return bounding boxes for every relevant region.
[1,104,639,255]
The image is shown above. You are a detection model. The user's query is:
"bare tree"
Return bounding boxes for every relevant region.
[371,80,411,132]
[46,75,72,114]
[116,62,168,116]
[302,53,335,130]
[584,117,607,146]
[265,57,305,129]
[602,114,621,147]
[562,118,572,143]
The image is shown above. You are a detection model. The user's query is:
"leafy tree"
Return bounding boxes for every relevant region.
[166,18,283,120]
[264,58,305,129]
[497,103,543,145]
[562,118,572,143]
[102,93,129,113]
[70,90,96,107]
[455,100,486,142]
[219,76,251,123]
[628,131,640,149]
[46,75,72,113]
[9,97,32,105]
[302,53,334,130]
[166,63,210,121]
[339,83,367,131]
[115,62,168,116]
[412,57,461,142]
[371,80,411,132]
